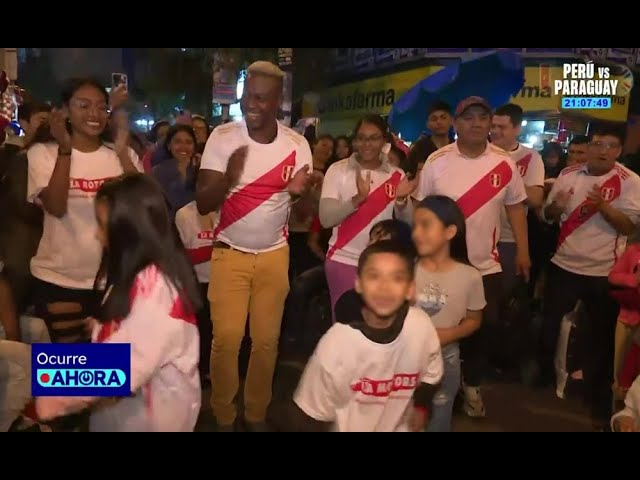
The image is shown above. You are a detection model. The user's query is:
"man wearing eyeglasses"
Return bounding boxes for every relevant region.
[541,126,640,429]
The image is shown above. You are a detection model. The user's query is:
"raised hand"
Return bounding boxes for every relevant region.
[288,165,312,196]
[49,109,72,152]
[587,184,605,209]
[554,190,571,210]
[109,84,129,111]
[396,176,418,200]
[225,146,248,187]
[353,168,371,206]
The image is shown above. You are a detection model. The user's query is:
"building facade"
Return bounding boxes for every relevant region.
[304,48,637,142]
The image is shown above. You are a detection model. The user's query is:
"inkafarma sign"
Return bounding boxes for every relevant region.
[304,66,440,119]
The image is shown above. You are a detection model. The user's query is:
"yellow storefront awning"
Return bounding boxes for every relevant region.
[303,66,442,136]
[305,64,631,137]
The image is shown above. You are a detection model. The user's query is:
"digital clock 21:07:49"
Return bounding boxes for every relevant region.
[561,97,612,109]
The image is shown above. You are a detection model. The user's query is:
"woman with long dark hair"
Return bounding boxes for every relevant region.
[35,174,202,431]
[413,195,486,431]
[27,77,141,344]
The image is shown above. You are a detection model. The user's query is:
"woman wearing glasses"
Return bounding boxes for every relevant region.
[27,77,141,343]
[319,114,416,322]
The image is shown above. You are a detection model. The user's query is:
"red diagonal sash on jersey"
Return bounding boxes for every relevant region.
[557,174,621,249]
[327,171,402,258]
[214,150,296,237]
[516,153,532,177]
[456,161,513,219]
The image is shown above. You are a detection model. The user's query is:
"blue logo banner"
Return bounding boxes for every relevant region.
[32,343,131,397]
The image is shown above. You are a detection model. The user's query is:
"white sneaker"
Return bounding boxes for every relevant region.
[462,386,486,418]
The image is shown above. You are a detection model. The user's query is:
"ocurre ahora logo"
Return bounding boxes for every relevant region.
[36,368,127,388]
[32,344,131,397]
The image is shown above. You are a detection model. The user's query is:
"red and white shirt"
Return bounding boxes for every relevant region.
[499,144,545,243]
[321,156,406,266]
[175,201,217,284]
[27,143,142,289]
[199,120,312,253]
[90,265,201,432]
[545,163,640,277]
[294,306,443,432]
[413,142,527,275]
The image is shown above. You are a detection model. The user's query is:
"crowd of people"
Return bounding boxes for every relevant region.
[1,59,640,432]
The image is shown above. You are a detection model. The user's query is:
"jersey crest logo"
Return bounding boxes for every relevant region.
[490,174,502,188]
[281,165,294,182]
[518,164,528,177]
[578,204,592,220]
[601,187,615,202]
[384,183,397,199]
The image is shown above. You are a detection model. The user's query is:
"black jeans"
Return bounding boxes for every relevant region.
[31,277,98,343]
[539,263,618,423]
[461,273,504,387]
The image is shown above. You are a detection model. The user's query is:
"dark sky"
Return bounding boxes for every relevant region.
[47,48,125,83]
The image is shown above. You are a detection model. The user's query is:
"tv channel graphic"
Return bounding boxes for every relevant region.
[32,343,131,397]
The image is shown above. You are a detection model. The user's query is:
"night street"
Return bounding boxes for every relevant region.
[195,359,593,432]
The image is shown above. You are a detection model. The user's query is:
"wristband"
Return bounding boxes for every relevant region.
[58,150,72,156]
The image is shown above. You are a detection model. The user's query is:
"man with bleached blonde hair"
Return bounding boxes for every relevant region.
[197,61,313,431]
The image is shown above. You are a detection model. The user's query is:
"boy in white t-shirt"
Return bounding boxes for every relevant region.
[292,241,443,432]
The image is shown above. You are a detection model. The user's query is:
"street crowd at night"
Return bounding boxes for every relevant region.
[1,48,640,432]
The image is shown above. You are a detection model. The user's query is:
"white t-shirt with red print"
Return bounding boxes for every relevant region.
[321,156,406,267]
[294,306,443,432]
[199,120,312,253]
[27,143,142,289]
[545,163,640,277]
[414,142,527,275]
[175,201,217,284]
[499,144,545,243]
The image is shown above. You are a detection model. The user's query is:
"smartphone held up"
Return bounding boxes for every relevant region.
[111,73,128,90]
